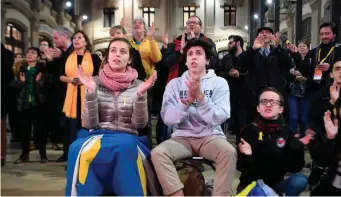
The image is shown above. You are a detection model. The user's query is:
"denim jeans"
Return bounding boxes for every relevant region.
[288,95,310,136]
[274,173,307,196]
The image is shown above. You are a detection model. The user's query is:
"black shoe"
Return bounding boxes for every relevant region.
[13,155,29,164]
[40,156,48,163]
[56,155,67,162]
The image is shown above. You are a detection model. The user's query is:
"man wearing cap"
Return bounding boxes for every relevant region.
[238,26,294,121]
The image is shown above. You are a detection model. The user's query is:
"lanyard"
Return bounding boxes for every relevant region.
[318,46,335,64]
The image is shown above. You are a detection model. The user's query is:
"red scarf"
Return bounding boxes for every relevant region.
[99,63,138,94]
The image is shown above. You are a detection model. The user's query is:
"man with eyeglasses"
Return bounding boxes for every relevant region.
[237,87,311,196]
[163,15,218,84]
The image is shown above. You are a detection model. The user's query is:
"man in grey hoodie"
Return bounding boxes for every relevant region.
[151,38,237,196]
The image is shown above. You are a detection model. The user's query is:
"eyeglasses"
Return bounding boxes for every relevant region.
[186,21,200,25]
[259,99,281,106]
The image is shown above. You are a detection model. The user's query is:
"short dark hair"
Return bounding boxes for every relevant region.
[319,22,338,35]
[182,38,213,61]
[258,87,284,106]
[40,39,52,48]
[298,39,310,48]
[27,47,41,57]
[229,35,244,48]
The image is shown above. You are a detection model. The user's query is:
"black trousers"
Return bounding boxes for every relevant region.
[45,105,61,144]
[62,116,82,159]
[311,181,341,196]
[19,105,47,156]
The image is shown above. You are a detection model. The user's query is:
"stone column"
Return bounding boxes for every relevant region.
[31,17,40,47]
[1,1,7,42]
[123,0,133,35]
[295,0,303,43]
[204,0,215,37]
[310,0,321,47]
[55,0,66,25]
[331,0,340,42]
[75,15,83,31]
[285,15,294,42]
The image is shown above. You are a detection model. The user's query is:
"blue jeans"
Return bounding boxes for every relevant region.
[288,95,310,136]
[275,173,307,196]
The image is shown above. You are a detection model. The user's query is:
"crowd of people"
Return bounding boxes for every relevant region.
[1,15,341,196]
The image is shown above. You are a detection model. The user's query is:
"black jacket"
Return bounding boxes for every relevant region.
[237,116,305,191]
[309,130,341,186]
[307,85,335,134]
[239,46,294,99]
[1,44,14,116]
[10,62,50,111]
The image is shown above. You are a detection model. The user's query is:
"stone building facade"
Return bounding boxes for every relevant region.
[81,0,250,54]
[1,0,76,54]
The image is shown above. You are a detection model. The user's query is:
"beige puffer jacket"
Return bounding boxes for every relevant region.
[82,77,148,135]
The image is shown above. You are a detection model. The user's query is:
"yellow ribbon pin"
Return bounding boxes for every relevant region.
[123,96,127,106]
[333,108,337,116]
[258,131,263,141]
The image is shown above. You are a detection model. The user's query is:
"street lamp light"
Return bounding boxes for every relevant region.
[267,0,273,4]
[82,15,88,20]
[65,1,72,7]
[253,14,259,19]
[244,25,249,30]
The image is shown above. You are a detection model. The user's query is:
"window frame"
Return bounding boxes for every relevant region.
[224,4,236,26]
[5,23,24,53]
[103,7,115,28]
[183,6,196,27]
[142,6,155,27]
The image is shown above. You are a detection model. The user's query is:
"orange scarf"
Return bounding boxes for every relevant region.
[63,50,94,119]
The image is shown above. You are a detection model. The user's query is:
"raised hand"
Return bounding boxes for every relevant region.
[77,65,95,93]
[253,36,264,50]
[238,139,252,155]
[137,71,157,96]
[323,110,339,139]
[162,33,168,48]
[36,72,42,82]
[19,72,25,82]
[148,22,155,40]
[329,82,340,105]
[180,30,186,54]
[120,18,126,28]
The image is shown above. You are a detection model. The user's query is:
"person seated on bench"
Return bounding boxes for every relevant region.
[65,38,157,196]
[237,87,311,196]
[151,38,237,196]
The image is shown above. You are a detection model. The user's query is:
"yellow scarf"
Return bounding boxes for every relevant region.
[63,50,94,119]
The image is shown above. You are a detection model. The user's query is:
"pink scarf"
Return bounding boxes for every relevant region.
[99,63,138,93]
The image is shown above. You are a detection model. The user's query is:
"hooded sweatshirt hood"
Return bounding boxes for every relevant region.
[161,69,230,138]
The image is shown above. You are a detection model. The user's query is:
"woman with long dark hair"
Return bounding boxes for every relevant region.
[59,30,101,161]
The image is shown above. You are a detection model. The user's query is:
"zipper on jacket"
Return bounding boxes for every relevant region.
[114,95,118,131]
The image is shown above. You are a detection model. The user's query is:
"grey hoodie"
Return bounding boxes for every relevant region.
[161,69,230,138]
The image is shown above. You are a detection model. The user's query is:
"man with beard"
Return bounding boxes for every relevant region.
[303,22,341,190]
[216,35,246,140]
